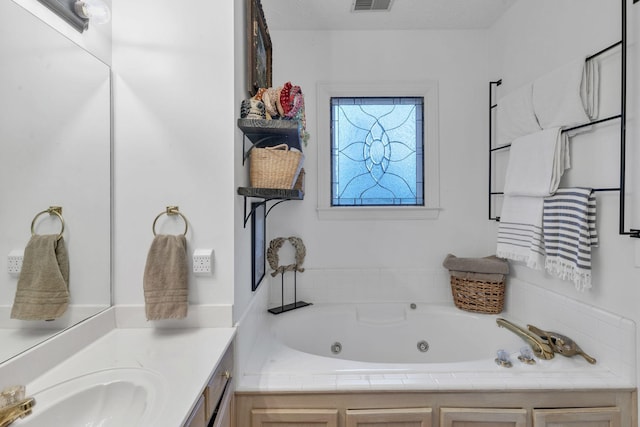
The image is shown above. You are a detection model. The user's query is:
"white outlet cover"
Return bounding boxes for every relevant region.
[8,250,24,275]
[193,248,213,275]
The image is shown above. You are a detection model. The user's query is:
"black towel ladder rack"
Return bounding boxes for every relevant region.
[488,0,638,238]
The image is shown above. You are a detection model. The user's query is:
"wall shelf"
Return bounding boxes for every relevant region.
[237,119,305,227]
[238,118,303,164]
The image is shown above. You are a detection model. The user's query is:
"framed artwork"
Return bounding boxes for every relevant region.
[251,202,266,291]
[247,0,272,96]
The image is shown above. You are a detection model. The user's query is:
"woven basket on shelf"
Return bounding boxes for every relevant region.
[450,275,505,314]
[250,144,304,189]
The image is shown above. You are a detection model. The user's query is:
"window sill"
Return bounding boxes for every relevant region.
[317,206,441,221]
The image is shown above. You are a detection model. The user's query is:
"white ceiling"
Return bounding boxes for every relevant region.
[261,0,517,31]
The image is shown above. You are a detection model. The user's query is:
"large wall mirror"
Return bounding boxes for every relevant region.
[0,0,111,363]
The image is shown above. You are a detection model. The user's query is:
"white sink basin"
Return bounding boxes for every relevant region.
[17,368,167,426]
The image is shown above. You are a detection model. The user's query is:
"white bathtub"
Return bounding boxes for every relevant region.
[242,303,613,382]
[273,303,520,364]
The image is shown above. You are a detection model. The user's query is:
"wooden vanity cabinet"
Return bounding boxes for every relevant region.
[236,389,636,427]
[184,343,234,427]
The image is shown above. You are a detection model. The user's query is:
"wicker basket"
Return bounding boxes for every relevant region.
[450,275,505,314]
[250,144,304,189]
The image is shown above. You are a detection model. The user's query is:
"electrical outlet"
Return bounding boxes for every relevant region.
[8,250,24,275]
[193,249,213,275]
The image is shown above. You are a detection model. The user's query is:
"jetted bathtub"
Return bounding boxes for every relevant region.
[242,303,606,382]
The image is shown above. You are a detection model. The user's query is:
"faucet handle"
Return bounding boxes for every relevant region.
[0,386,25,407]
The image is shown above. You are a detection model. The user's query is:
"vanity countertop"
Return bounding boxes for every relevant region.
[15,321,235,427]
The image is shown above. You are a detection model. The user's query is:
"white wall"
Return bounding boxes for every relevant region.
[12,0,112,65]
[112,0,235,324]
[261,29,494,303]
[488,0,640,385]
[233,0,256,324]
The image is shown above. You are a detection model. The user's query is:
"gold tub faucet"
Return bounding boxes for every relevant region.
[0,385,36,427]
[496,318,555,360]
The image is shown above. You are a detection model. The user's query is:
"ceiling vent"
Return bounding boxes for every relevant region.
[352,0,394,12]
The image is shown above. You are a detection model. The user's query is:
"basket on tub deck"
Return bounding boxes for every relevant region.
[442,254,509,314]
[250,143,304,189]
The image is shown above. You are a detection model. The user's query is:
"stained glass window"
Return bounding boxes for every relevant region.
[330,97,424,206]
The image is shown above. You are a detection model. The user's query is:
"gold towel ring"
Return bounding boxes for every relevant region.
[152,206,188,236]
[31,206,65,240]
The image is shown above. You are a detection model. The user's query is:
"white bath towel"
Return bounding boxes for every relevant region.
[496,195,546,270]
[503,127,570,197]
[543,188,598,291]
[496,83,541,146]
[532,58,599,131]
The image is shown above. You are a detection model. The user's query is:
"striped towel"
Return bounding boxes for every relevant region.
[543,188,598,290]
[497,195,546,270]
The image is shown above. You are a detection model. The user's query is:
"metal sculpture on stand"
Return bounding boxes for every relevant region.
[266,236,311,314]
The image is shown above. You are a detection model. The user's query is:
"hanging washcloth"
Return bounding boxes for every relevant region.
[143,234,189,320]
[543,188,598,291]
[11,235,69,320]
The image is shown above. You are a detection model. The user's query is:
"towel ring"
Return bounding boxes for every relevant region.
[31,206,65,240]
[152,206,188,236]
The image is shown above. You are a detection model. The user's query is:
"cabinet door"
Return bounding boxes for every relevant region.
[533,407,621,427]
[346,408,432,427]
[440,408,527,427]
[211,382,233,427]
[184,395,207,427]
[251,408,338,427]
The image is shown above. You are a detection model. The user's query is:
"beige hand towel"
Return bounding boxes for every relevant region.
[143,234,188,320]
[11,234,70,321]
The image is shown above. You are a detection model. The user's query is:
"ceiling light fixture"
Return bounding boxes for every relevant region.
[36,0,110,33]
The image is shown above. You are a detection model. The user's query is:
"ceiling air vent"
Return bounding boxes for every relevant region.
[352,0,393,12]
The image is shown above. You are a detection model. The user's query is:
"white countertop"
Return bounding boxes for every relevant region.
[16,325,235,427]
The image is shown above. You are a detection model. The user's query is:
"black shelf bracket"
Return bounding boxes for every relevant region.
[238,187,304,228]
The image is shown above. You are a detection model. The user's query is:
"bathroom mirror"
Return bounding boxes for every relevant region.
[0,0,111,363]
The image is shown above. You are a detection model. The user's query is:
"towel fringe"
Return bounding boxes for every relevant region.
[496,249,543,271]
[545,258,592,291]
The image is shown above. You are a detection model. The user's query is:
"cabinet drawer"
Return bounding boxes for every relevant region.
[206,344,234,420]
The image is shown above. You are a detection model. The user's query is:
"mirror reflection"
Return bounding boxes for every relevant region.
[0,0,111,363]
